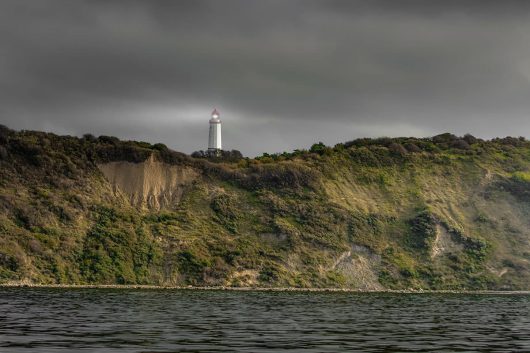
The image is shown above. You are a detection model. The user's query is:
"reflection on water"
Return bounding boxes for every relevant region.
[0,288,529,352]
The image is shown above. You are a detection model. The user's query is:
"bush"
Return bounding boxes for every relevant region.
[10,138,45,166]
[512,171,530,183]
[153,143,168,151]
[404,143,422,153]
[135,141,153,149]
[241,163,319,191]
[177,251,209,284]
[0,252,20,271]
[191,149,243,163]
[409,211,437,250]
[450,139,470,150]
[82,134,96,142]
[258,264,281,283]
[310,142,326,155]
[0,146,7,160]
[344,138,372,148]
[388,142,407,156]
[349,147,381,166]
[499,173,530,201]
[448,228,490,262]
[463,134,478,145]
[499,136,525,147]
[433,133,458,144]
[97,135,120,145]
[210,193,239,233]
[0,125,12,145]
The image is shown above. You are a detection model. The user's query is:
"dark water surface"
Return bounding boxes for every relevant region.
[0,288,529,352]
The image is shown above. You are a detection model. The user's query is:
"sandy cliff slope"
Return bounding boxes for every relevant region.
[98,155,198,210]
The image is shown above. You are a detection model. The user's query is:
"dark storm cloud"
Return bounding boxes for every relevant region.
[1,0,530,155]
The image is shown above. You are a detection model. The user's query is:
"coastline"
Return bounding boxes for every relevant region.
[1,283,529,295]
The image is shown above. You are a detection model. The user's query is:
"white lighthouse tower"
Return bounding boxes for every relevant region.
[208,108,222,155]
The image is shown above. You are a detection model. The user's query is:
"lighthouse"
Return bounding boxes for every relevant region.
[208,108,222,155]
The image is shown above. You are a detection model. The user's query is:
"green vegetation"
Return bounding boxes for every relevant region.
[408,210,437,250]
[79,206,161,284]
[1,124,530,289]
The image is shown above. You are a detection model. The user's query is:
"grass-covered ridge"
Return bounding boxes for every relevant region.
[1,124,530,290]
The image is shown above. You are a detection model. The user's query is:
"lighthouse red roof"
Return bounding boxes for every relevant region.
[212,108,220,117]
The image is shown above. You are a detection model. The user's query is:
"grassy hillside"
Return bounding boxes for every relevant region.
[1,125,530,290]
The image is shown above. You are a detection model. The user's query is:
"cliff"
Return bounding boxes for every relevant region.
[1,125,529,290]
[98,155,198,210]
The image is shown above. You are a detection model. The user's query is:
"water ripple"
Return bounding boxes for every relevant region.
[0,289,529,352]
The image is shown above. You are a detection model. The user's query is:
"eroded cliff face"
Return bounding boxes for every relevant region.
[98,155,198,210]
[3,127,530,289]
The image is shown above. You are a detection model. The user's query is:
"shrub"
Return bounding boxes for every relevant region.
[344,138,372,148]
[0,252,20,271]
[153,143,168,151]
[258,264,281,283]
[0,146,7,160]
[9,138,45,166]
[408,211,437,250]
[241,163,319,191]
[310,142,326,154]
[0,125,12,145]
[433,133,458,144]
[210,193,239,233]
[191,149,243,163]
[95,144,152,163]
[448,228,490,262]
[333,143,345,152]
[450,139,470,150]
[349,147,381,166]
[496,136,525,147]
[499,173,530,201]
[82,134,96,142]
[0,124,11,134]
[373,137,393,147]
[512,171,530,182]
[463,134,478,145]
[404,143,421,153]
[224,150,244,162]
[388,142,407,156]
[177,251,209,284]
[135,141,153,149]
[97,135,120,145]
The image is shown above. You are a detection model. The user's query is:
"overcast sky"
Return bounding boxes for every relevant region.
[1,1,530,156]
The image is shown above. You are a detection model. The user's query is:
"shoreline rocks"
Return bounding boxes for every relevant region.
[1,282,528,295]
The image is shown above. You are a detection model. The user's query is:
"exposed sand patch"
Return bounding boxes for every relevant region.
[431,224,463,258]
[98,155,198,210]
[486,266,510,277]
[227,269,259,286]
[332,245,383,290]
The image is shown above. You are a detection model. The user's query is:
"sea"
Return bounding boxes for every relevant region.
[0,288,529,352]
